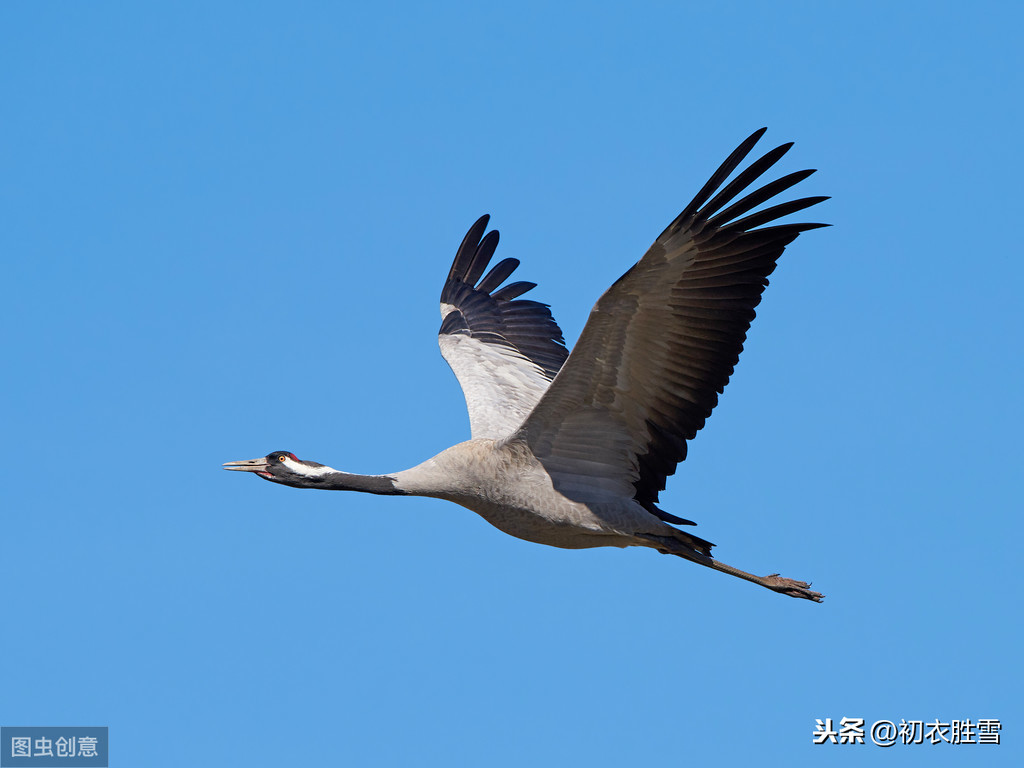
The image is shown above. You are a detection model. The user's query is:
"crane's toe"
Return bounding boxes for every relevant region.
[762,573,824,602]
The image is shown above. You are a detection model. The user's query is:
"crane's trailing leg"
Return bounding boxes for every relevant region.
[703,558,824,602]
[642,534,823,602]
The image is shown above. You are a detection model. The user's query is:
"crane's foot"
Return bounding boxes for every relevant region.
[761,573,824,602]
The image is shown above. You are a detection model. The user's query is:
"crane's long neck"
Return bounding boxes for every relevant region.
[282,466,408,495]
[278,450,464,497]
[320,471,407,494]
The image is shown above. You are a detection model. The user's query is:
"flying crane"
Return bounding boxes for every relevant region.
[225,128,828,601]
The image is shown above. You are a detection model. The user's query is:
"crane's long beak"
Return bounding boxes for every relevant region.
[223,458,269,472]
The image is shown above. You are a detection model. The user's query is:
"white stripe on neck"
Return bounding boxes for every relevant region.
[281,456,336,477]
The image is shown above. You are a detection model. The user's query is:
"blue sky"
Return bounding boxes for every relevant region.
[2,2,1020,766]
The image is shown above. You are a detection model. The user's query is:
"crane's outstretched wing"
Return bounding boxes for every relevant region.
[516,129,828,524]
[439,216,569,439]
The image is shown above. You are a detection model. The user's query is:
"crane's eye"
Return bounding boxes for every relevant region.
[278,455,288,462]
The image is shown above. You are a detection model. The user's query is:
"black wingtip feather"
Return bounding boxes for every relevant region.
[696,142,795,223]
[445,215,491,286]
[671,128,770,228]
[725,196,832,233]
[477,258,520,294]
[464,230,500,287]
[492,281,537,301]
[705,169,818,229]
[440,217,569,381]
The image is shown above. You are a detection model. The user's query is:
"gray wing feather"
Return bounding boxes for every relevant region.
[516,129,828,522]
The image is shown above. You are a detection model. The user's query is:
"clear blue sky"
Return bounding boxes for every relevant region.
[2,2,1020,766]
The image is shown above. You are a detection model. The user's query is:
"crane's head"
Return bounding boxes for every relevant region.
[222,451,326,486]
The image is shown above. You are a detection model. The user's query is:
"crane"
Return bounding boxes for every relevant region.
[225,128,828,601]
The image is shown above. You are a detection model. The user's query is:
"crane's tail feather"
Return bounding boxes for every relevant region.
[643,530,715,558]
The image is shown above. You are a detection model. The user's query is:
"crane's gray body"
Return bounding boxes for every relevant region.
[393,438,680,550]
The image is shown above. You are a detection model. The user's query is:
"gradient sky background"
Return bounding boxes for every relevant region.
[2,2,1021,766]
